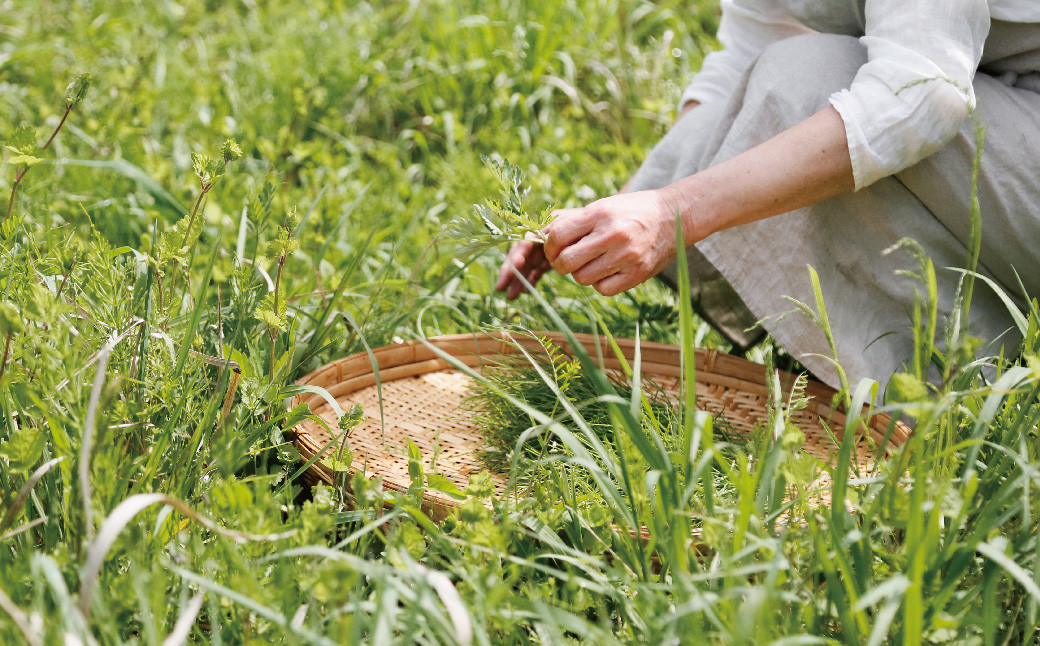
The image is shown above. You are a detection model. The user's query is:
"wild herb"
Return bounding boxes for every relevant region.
[466,335,677,472]
[4,73,91,225]
[444,157,555,258]
[258,206,301,377]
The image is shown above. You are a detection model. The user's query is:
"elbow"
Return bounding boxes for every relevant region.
[832,76,976,190]
[895,78,975,173]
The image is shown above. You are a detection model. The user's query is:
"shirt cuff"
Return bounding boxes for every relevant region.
[829,74,973,191]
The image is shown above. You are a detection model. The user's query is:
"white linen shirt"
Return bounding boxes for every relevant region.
[680,0,1040,189]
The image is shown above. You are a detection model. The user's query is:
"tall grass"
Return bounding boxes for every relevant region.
[1,1,1038,644]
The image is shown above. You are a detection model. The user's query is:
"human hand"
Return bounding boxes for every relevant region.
[543,190,676,297]
[495,239,552,300]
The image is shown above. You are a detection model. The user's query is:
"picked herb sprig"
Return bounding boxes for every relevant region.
[445,157,555,259]
[465,334,678,472]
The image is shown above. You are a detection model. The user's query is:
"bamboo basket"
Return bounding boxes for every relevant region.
[290,332,911,522]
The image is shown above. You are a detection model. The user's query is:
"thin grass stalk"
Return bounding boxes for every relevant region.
[958,115,987,330]
[673,210,713,524]
[341,310,387,444]
[0,586,41,646]
[78,492,295,616]
[418,326,637,532]
[0,457,66,531]
[166,563,335,645]
[501,330,629,477]
[180,182,211,248]
[0,517,48,543]
[161,592,205,646]
[79,337,116,544]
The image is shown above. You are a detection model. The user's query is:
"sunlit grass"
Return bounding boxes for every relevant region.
[1,1,1038,644]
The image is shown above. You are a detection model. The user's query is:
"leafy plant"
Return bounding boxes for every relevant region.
[4,72,91,224]
[444,157,555,258]
[465,332,676,468]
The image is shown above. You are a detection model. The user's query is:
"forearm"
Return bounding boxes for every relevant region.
[658,106,854,245]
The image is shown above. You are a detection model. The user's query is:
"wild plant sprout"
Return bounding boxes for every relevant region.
[3,73,91,232]
[150,139,242,311]
[0,301,22,384]
[257,206,300,378]
[445,156,555,258]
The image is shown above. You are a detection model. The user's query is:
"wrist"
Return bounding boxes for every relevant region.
[654,179,717,247]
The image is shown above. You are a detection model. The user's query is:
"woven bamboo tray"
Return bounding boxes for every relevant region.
[290,332,911,522]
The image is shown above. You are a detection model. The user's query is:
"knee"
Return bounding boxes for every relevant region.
[743,33,867,125]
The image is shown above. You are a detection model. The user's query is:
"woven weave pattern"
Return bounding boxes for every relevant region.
[292,332,910,521]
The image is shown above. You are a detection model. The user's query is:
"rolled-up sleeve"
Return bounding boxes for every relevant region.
[680,0,813,108]
[829,1,990,189]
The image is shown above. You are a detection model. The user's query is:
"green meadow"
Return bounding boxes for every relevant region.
[1,1,1039,643]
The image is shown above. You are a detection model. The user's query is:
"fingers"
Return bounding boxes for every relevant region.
[496,240,550,300]
[495,241,532,291]
[508,264,547,300]
[542,207,593,263]
[495,200,659,301]
[593,271,637,298]
[569,252,616,287]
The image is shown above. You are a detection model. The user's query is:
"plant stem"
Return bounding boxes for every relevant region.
[0,334,12,384]
[42,106,73,151]
[219,368,242,426]
[154,270,165,318]
[269,255,285,378]
[56,271,72,301]
[4,172,21,225]
[181,181,211,247]
[5,104,75,223]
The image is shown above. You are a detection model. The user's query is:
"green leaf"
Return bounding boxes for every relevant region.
[153,213,204,270]
[321,446,354,472]
[464,471,495,498]
[6,126,38,154]
[406,439,423,484]
[227,347,254,382]
[249,181,276,224]
[264,227,299,260]
[255,307,285,332]
[407,459,423,484]
[220,139,243,163]
[442,156,553,259]
[283,206,299,232]
[0,301,23,336]
[204,157,224,180]
[427,473,466,500]
[406,439,422,462]
[338,403,365,433]
[0,428,46,472]
[350,471,384,508]
[5,152,43,167]
[886,372,930,405]
[64,72,92,109]
[781,453,818,487]
[458,496,491,523]
[0,215,23,241]
[780,422,805,451]
[255,289,287,332]
[389,522,426,563]
[190,152,211,181]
